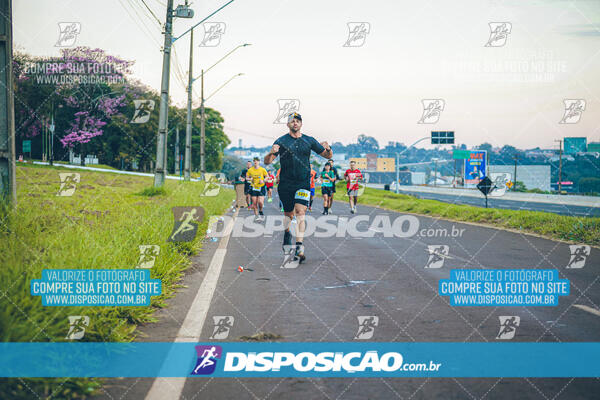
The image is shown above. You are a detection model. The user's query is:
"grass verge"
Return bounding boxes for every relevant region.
[330,183,600,246]
[0,163,234,399]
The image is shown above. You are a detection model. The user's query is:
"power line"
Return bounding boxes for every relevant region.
[224,126,277,141]
[120,0,161,46]
[138,0,162,26]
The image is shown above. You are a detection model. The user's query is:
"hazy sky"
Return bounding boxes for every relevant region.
[14,0,600,150]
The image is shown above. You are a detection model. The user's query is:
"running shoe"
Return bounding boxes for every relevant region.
[295,244,306,263]
[350,208,355,214]
[267,197,273,203]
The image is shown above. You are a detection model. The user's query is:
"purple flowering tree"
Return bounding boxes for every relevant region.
[49,47,134,164]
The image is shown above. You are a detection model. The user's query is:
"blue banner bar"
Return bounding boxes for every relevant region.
[1,342,599,378]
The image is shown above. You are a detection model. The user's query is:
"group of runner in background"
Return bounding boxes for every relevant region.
[238,155,363,217]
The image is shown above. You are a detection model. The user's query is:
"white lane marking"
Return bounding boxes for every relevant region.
[573,304,600,317]
[145,211,237,400]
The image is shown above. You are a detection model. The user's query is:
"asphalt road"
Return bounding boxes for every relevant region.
[396,189,600,217]
[94,192,600,400]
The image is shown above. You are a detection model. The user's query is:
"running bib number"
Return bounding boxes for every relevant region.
[348,173,358,185]
[252,184,262,190]
[294,189,310,200]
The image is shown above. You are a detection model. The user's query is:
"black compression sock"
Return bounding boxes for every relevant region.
[296,241,303,246]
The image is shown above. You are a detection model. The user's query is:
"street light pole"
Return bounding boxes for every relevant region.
[395,136,429,193]
[200,68,205,173]
[174,125,180,175]
[154,0,174,187]
[555,139,563,194]
[184,28,194,181]
[191,44,250,174]
[197,73,243,172]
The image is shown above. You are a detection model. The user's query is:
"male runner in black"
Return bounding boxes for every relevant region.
[240,160,252,208]
[264,112,332,262]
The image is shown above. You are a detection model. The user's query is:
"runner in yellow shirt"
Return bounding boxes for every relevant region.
[246,157,268,221]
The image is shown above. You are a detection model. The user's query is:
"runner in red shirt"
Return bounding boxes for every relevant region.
[265,170,275,203]
[309,165,317,211]
[344,160,363,214]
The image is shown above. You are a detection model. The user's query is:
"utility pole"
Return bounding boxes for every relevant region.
[154,0,174,187]
[49,115,55,166]
[174,126,180,176]
[163,126,168,175]
[200,68,206,174]
[184,28,193,181]
[0,0,15,204]
[555,139,563,194]
[453,158,457,188]
[513,154,519,191]
[395,153,399,191]
[42,120,46,162]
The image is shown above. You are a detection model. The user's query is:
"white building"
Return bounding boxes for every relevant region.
[411,172,426,185]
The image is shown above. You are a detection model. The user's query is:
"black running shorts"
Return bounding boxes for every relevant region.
[278,183,310,212]
[321,186,333,196]
[250,186,266,197]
